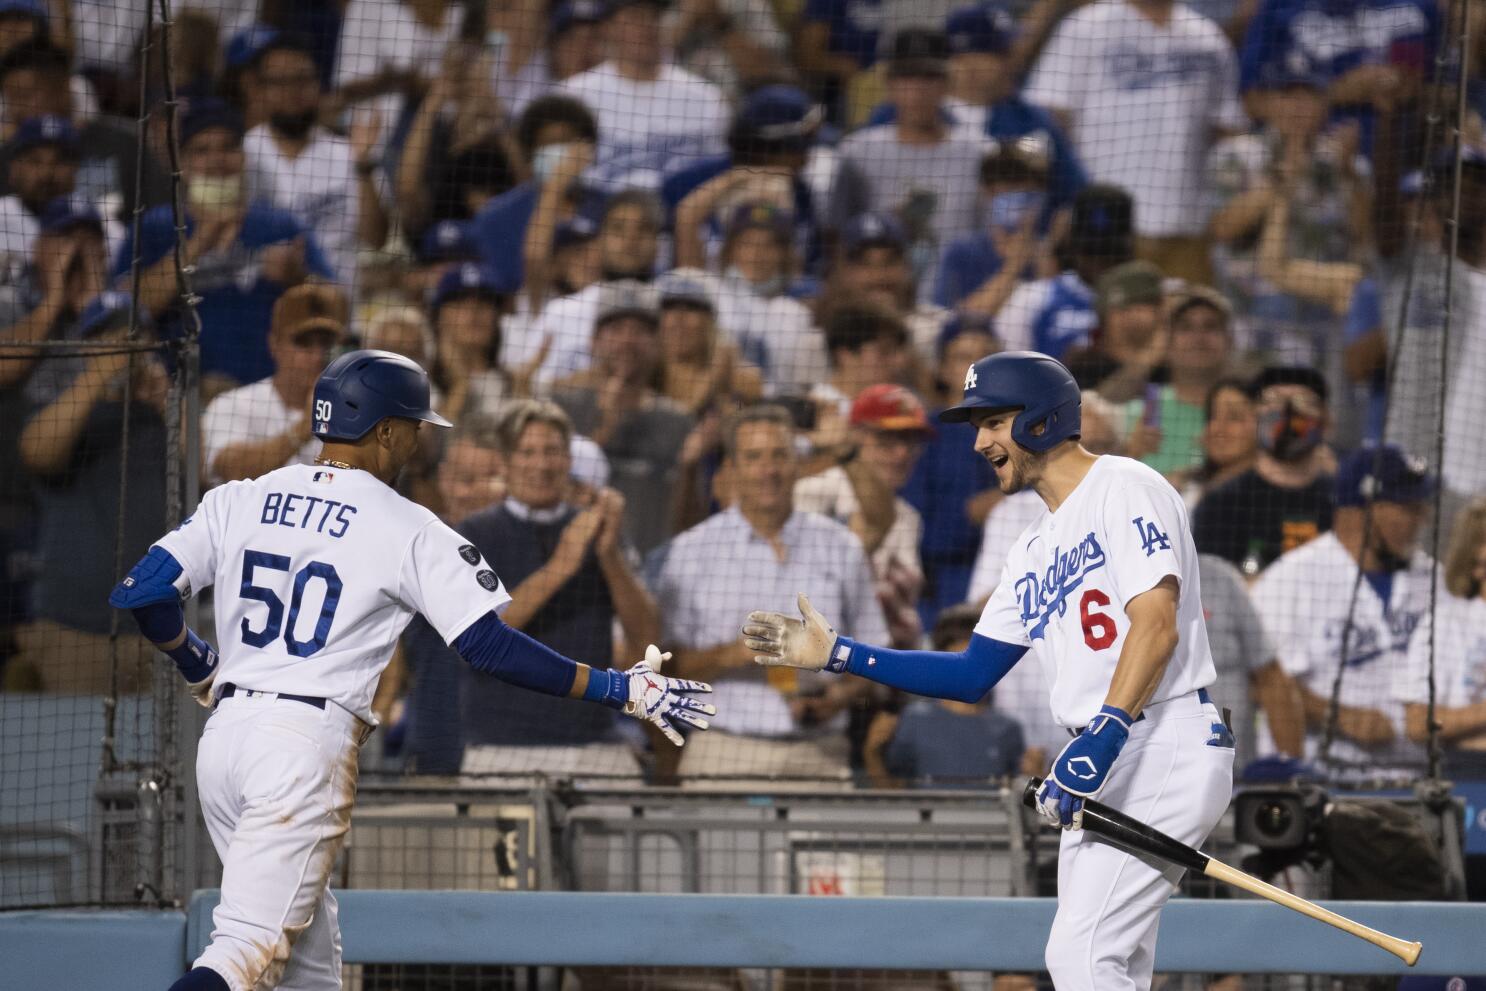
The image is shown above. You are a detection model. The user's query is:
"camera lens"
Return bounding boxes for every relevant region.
[1255,800,1294,838]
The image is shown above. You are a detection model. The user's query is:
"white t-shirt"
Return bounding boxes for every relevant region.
[558,62,731,177]
[244,126,360,285]
[0,196,37,291]
[503,282,602,389]
[1023,0,1246,237]
[334,0,462,143]
[713,277,828,394]
[793,465,923,580]
[967,489,1044,604]
[155,463,512,721]
[1395,594,1486,712]
[1441,266,1486,495]
[202,378,322,486]
[1251,532,1431,772]
[976,455,1216,728]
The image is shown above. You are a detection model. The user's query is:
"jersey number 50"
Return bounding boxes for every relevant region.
[240,549,344,657]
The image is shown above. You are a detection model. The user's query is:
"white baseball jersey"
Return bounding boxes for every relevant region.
[155,463,511,721]
[975,455,1216,729]
[1251,532,1431,771]
[1023,0,1246,238]
[244,125,360,285]
[1395,593,1486,712]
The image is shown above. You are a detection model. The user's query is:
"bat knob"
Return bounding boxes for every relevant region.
[1021,776,1043,809]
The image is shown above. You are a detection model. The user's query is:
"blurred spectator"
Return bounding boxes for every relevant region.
[669,84,823,277]
[553,280,694,553]
[121,99,334,396]
[221,24,280,130]
[649,403,889,782]
[333,0,461,132]
[822,211,947,362]
[1117,285,1238,475]
[1435,151,1486,509]
[0,116,77,284]
[901,313,995,621]
[489,0,606,117]
[1252,445,1434,777]
[867,4,1088,210]
[362,304,436,370]
[1063,259,1166,398]
[405,221,481,311]
[510,188,663,388]
[709,202,829,394]
[1171,377,1259,507]
[8,293,163,692]
[202,283,347,485]
[456,399,660,777]
[996,184,1134,360]
[397,42,513,238]
[796,384,931,648]
[475,94,600,306]
[66,0,250,83]
[435,413,505,526]
[557,0,731,177]
[1023,0,1246,283]
[430,262,523,423]
[655,267,762,416]
[0,41,169,224]
[1200,552,1304,768]
[862,603,1024,787]
[1207,59,1371,366]
[668,0,791,96]
[934,135,1054,311]
[244,33,389,284]
[809,301,910,458]
[796,0,882,120]
[1237,0,1437,142]
[838,30,989,295]
[1192,365,1333,575]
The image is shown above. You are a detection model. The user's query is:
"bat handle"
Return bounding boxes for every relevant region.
[1022,776,1043,809]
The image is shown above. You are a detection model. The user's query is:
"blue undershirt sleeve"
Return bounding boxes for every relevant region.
[831,633,1028,704]
[453,611,630,709]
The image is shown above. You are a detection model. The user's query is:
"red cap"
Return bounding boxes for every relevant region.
[849,384,932,434]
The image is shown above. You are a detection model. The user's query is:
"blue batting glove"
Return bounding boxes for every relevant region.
[1038,705,1134,829]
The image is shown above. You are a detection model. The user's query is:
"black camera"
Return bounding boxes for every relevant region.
[1233,784,1328,851]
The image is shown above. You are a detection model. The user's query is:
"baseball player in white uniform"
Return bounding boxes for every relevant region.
[743,351,1234,990]
[109,350,715,991]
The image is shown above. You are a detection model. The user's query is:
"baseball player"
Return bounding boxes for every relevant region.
[743,351,1234,990]
[109,350,715,991]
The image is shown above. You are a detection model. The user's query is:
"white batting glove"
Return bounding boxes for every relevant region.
[741,593,841,671]
[621,645,715,747]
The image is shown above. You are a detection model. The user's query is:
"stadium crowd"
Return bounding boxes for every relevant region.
[2,0,1486,798]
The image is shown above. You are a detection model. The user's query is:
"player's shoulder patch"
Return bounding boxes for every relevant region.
[458,544,481,566]
[475,569,499,591]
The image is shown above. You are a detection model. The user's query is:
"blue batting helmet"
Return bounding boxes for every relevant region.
[312,349,453,441]
[938,350,1080,453]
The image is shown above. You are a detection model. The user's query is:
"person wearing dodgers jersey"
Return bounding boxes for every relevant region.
[107,350,715,991]
[743,350,1234,990]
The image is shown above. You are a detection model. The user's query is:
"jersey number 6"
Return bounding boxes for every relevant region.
[1080,589,1117,650]
[240,549,344,657]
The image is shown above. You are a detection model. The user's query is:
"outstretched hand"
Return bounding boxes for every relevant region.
[741,593,841,671]
[622,645,715,747]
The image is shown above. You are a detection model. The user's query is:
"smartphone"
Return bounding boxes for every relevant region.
[1142,383,1162,429]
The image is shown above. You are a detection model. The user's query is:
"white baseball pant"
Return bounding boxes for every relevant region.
[1045,690,1235,991]
[194,691,369,991]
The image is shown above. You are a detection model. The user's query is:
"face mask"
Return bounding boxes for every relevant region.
[1256,400,1323,462]
[532,143,570,183]
[725,265,786,298]
[188,174,242,214]
[270,110,318,141]
[988,189,1045,234]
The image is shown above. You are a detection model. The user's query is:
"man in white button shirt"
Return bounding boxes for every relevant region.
[202,283,347,485]
[647,403,889,783]
[1023,0,1247,283]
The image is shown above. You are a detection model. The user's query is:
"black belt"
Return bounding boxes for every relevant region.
[217,682,327,710]
[1067,688,1214,737]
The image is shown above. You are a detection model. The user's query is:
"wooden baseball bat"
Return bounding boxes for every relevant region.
[1022,777,1422,966]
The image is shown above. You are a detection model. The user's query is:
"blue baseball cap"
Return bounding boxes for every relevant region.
[180,98,244,147]
[431,262,518,311]
[38,193,102,235]
[553,214,598,251]
[946,4,1014,56]
[225,25,280,69]
[6,114,78,157]
[841,211,907,257]
[0,0,47,21]
[1333,444,1435,508]
[734,85,822,150]
[936,311,996,354]
[549,0,606,37]
[79,291,148,338]
[416,220,479,264]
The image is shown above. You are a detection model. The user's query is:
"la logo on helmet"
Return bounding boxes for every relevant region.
[964,365,978,392]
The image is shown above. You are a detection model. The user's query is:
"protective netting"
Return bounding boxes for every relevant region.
[0,0,1482,942]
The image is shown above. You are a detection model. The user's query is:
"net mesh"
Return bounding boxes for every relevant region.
[0,0,1481,980]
